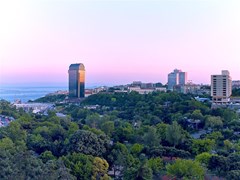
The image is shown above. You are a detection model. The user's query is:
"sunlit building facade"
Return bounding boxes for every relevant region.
[211,70,232,103]
[179,72,187,85]
[168,69,187,91]
[68,63,85,98]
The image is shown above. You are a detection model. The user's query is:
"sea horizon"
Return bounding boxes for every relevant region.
[0,85,67,103]
[0,82,120,103]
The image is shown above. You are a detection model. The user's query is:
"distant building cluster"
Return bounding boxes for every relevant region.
[14,103,54,114]
[232,80,240,89]
[81,83,166,96]
[108,81,167,94]
[128,86,167,95]
[66,63,239,107]
[0,115,15,127]
[166,69,210,95]
[46,90,68,96]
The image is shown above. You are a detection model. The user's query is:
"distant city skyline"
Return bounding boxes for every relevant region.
[0,0,240,86]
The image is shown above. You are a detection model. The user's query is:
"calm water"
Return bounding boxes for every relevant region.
[0,86,68,102]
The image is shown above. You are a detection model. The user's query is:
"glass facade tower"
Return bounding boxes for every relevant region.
[167,69,187,91]
[68,63,85,98]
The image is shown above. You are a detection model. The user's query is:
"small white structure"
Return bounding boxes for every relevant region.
[13,103,54,114]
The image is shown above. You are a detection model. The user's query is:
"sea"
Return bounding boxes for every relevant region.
[0,85,68,103]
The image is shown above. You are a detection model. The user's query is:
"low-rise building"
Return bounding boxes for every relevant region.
[128,86,166,94]
[182,84,201,94]
[13,103,54,114]
[85,89,94,97]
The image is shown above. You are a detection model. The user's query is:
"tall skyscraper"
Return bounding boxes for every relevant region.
[179,72,187,85]
[68,63,85,98]
[167,69,187,91]
[211,70,232,103]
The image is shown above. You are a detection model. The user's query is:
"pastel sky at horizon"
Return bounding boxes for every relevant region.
[0,0,239,87]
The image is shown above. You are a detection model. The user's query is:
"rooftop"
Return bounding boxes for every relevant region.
[69,63,85,71]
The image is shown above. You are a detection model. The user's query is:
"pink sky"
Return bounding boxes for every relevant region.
[0,0,239,86]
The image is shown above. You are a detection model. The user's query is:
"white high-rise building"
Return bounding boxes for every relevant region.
[211,70,232,103]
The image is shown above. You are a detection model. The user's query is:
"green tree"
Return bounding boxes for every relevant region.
[224,140,234,151]
[124,162,153,180]
[166,121,184,147]
[208,155,229,175]
[62,153,93,180]
[147,157,164,174]
[223,109,238,122]
[166,159,204,179]
[205,131,223,142]
[6,121,27,146]
[101,121,114,136]
[226,170,240,179]
[108,143,135,177]
[68,122,79,136]
[40,150,56,163]
[156,123,168,141]
[130,143,144,156]
[205,116,223,129]
[195,152,212,167]
[27,134,49,154]
[68,130,109,156]
[191,110,204,120]
[85,114,101,128]
[0,150,74,179]
[0,137,15,153]
[192,139,215,155]
[143,126,160,148]
[91,157,110,180]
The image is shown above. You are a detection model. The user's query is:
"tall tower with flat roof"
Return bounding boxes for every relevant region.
[68,63,85,98]
[211,70,232,103]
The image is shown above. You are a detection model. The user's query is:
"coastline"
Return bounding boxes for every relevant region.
[0,86,68,103]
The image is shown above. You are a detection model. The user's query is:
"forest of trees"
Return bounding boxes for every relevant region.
[0,91,240,179]
[232,88,240,97]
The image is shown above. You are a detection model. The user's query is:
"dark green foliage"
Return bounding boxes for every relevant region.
[146,146,191,159]
[147,157,164,174]
[166,121,185,147]
[40,150,56,163]
[0,100,21,118]
[166,159,204,179]
[226,170,240,179]
[1,91,240,179]
[108,142,136,176]
[68,130,109,157]
[143,126,160,148]
[208,155,229,175]
[232,88,240,96]
[62,153,93,180]
[124,162,153,180]
[191,139,215,155]
[0,150,74,180]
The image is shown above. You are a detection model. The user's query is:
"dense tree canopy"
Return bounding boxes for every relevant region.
[0,90,239,179]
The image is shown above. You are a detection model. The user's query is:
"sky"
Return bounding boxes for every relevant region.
[0,0,239,87]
